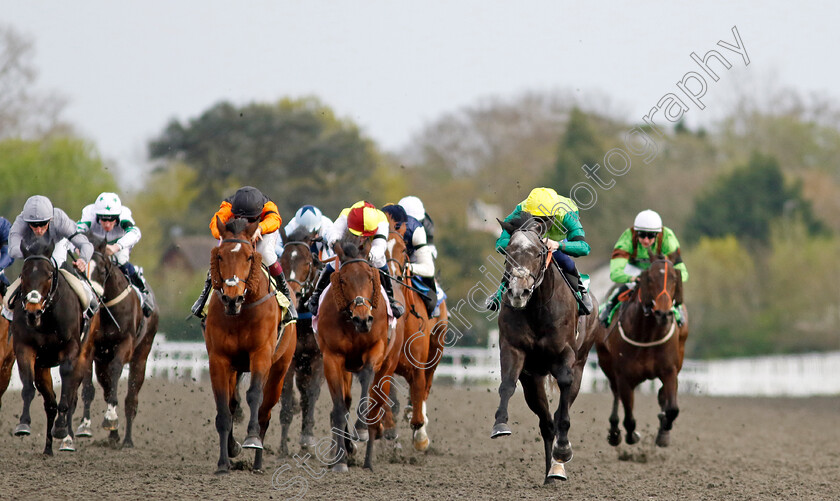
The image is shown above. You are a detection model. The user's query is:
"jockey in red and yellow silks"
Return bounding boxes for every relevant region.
[305,201,405,319]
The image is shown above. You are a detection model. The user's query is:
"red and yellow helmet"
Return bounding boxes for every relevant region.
[345,201,385,237]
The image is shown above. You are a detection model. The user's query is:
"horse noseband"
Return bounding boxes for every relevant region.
[224,276,241,287]
[352,296,373,309]
[26,290,43,304]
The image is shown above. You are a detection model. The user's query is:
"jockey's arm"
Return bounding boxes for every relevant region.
[407,226,435,277]
[210,201,233,239]
[113,208,141,253]
[555,211,590,257]
[326,213,347,249]
[368,220,390,269]
[258,201,282,236]
[663,230,689,282]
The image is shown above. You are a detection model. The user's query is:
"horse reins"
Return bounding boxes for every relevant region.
[282,241,317,298]
[215,238,274,308]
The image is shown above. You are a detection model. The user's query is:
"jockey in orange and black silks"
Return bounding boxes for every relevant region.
[191,186,297,321]
[598,209,688,327]
[487,187,593,315]
[305,201,405,319]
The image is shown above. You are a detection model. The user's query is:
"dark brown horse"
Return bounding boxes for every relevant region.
[11,238,97,454]
[491,215,599,483]
[278,229,324,454]
[0,317,15,411]
[315,232,403,471]
[76,239,159,448]
[595,255,688,448]
[204,217,295,474]
[384,216,447,451]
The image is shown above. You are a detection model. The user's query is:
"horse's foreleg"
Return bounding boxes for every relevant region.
[101,356,124,444]
[323,354,349,472]
[243,348,271,448]
[656,368,680,447]
[0,344,15,412]
[299,354,323,449]
[123,338,154,449]
[363,364,395,471]
[408,367,429,451]
[492,343,525,438]
[550,363,574,463]
[354,364,374,443]
[14,346,37,437]
[617,378,639,445]
[278,358,297,456]
[53,357,78,441]
[76,360,95,437]
[209,357,234,474]
[254,346,294,472]
[608,392,621,446]
[520,373,560,483]
[33,366,57,455]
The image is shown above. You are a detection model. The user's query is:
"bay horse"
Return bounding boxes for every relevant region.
[76,239,159,448]
[491,215,599,484]
[315,232,402,472]
[204,217,296,474]
[277,228,324,455]
[595,255,688,448]
[384,215,446,451]
[11,238,97,455]
[0,317,15,411]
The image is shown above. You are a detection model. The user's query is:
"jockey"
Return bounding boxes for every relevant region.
[0,217,13,297]
[305,201,405,318]
[598,209,689,326]
[5,195,99,324]
[398,196,437,259]
[276,204,335,261]
[487,187,593,314]
[77,192,154,317]
[190,186,297,322]
[380,204,438,316]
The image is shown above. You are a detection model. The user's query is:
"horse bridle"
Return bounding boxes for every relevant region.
[637,259,675,316]
[217,238,256,297]
[505,229,550,302]
[336,257,378,312]
[21,255,59,312]
[282,241,317,298]
[387,230,409,280]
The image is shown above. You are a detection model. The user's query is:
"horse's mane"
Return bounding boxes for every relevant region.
[287,226,313,244]
[22,237,54,258]
[337,231,366,259]
[225,218,251,236]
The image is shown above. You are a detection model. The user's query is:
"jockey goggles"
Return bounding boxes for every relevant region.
[637,230,659,239]
[97,215,119,223]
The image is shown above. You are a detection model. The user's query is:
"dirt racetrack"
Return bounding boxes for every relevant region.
[0,377,837,501]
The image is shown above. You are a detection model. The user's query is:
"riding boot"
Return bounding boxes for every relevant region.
[563,267,593,315]
[127,266,154,317]
[305,265,334,316]
[378,266,404,319]
[191,272,212,319]
[269,263,298,322]
[485,276,509,312]
[599,287,623,327]
[81,295,99,337]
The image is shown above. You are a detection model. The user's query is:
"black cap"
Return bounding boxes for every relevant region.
[229,186,267,219]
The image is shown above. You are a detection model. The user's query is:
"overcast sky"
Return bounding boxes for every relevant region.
[3,1,838,190]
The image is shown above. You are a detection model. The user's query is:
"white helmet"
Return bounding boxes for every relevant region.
[398,196,426,221]
[633,209,662,232]
[294,205,323,233]
[94,192,122,217]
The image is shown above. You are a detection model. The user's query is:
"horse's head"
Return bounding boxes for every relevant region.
[86,236,114,286]
[210,216,262,316]
[281,227,317,305]
[334,232,379,333]
[637,255,682,325]
[19,238,57,328]
[498,213,550,309]
[384,214,408,278]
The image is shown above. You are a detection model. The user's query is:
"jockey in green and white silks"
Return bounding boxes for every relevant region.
[77,192,154,317]
[598,209,689,326]
[487,187,593,314]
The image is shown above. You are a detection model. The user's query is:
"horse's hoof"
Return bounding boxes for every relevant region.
[330,463,349,473]
[43,448,54,457]
[229,440,242,458]
[14,424,31,436]
[214,468,230,475]
[122,439,134,449]
[383,428,398,441]
[607,430,621,447]
[101,418,119,431]
[300,434,317,449]
[626,431,640,445]
[242,436,263,450]
[52,424,68,440]
[413,428,430,451]
[490,423,512,439]
[546,458,568,481]
[59,436,75,452]
[76,419,93,438]
[355,426,369,443]
[655,430,670,447]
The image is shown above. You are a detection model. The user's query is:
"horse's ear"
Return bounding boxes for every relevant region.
[334,241,346,263]
[245,220,260,238]
[215,215,226,238]
[498,218,517,235]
